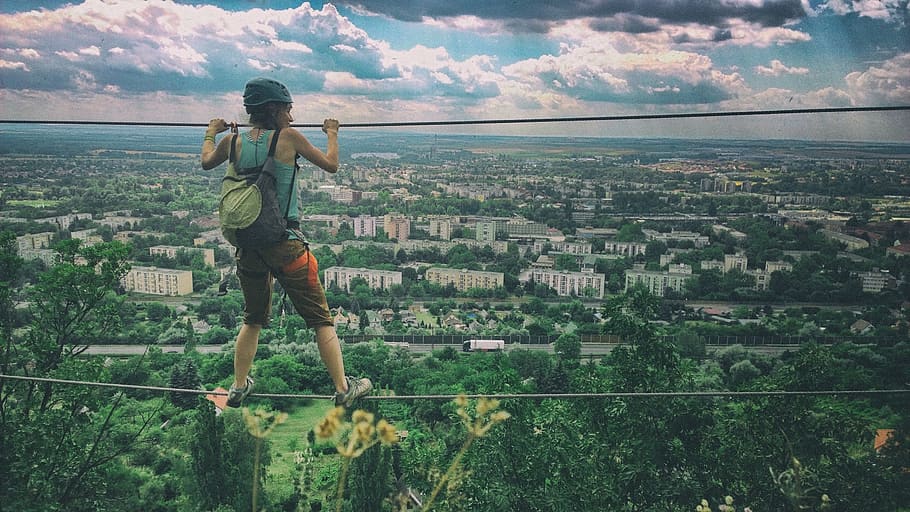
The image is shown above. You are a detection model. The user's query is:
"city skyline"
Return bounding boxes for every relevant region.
[1,0,908,141]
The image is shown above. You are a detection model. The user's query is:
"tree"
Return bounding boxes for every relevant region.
[0,240,164,511]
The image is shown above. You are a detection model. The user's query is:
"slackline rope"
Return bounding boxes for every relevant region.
[1,374,907,401]
[0,105,908,128]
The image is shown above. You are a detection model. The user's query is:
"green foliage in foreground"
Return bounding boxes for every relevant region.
[0,239,908,511]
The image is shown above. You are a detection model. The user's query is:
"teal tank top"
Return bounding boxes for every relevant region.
[237,129,300,237]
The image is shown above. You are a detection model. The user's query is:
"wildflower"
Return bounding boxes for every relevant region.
[242,407,288,439]
[376,419,398,444]
[315,406,344,439]
[725,496,734,506]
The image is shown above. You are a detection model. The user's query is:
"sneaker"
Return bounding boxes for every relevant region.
[227,376,254,407]
[334,376,373,407]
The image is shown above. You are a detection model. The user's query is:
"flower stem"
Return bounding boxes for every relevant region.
[423,434,475,511]
[335,458,351,512]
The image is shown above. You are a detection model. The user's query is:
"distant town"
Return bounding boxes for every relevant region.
[2,126,909,344]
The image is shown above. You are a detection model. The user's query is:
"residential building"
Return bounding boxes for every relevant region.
[724,253,749,273]
[854,269,897,293]
[528,269,605,299]
[603,240,647,257]
[821,229,869,251]
[149,245,216,267]
[353,215,377,238]
[642,229,710,248]
[323,266,402,292]
[122,266,193,296]
[425,267,504,291]
[476,221,497,243]
[383,214,411,241]
[17,232,55,253]
[624,264,693,297]
[428,216,453,240]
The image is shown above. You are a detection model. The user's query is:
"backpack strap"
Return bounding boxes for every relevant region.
[228,133,238,163]
[267,128,281,157]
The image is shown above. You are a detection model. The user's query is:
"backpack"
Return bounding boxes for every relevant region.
[218,129,297,248]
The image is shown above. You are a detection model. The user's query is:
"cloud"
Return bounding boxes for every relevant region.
[502,40,749,105]
[0,1,391,95]
[754,59,810,75]
[335,0,809,29]
[820,0,908,22]
[845,52,910,104]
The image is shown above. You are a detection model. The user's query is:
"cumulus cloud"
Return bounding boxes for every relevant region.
[845,52,910,104]
[754,59,810,75]
[502,40,748,105]
[820,0,908,21]
[0,1,389,95]
[336,0,809,29]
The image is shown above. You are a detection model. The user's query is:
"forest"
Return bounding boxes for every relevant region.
[1,234,907,511]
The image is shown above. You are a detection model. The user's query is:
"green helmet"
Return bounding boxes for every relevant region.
[243,77,293,108]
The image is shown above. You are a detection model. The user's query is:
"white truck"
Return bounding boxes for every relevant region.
[462,339,505,352]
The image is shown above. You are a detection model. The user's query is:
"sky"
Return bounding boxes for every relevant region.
[1,0,908,141]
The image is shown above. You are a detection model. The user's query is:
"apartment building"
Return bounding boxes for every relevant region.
[34,212,93,231]
[624,264,693,297]
[353,215,377,238]
[642,229,710,248]
[17,232,55,253]
[602,240,647,257]
[323,266,402,292]
[425,267,504,292]
[428,216,453,240]
[528,269,605,299]
[820,229,870,251]
[476,221,497,243]
[533,240,593,255]
[724,253,749,273]
[122,266,193,296]
[383,214,410,242]
[149,245,216,267]
[854,269,897,293]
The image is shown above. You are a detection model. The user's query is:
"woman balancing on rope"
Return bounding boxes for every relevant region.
[200,77,372,408]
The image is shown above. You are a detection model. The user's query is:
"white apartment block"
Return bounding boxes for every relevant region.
[624,266,693,297]
[383,214,410,242]
[700,260,724,272]
[34,213,92,230]
[323,266,402,292]
[750,270,772,291]
[428,216,453,240]
[17,248,56,266]
[17,232,55,253]
[529,269,605,299]
[724,253,749,273]
[765,260,793,273]
[854,269,897,293]
[642,229,710,248]
[603,240,647,257]
[353,215,377,238]
[96,216,144,232]
[122,266,193,296]
[820,229,869,251]
[476,221,497,243]
[149,245,216,267]
[533,240,593,255]
[425,267,504,292]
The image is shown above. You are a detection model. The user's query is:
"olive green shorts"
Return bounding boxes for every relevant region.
[236,239,333,328]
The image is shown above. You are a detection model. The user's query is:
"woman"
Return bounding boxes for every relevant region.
[201,77,371,408]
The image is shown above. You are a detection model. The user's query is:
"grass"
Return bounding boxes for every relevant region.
[265,399,337,498]
[8,199,61,207]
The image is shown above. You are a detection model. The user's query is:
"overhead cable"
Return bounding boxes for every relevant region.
[1,373,906,401]
[0,105,908,129]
